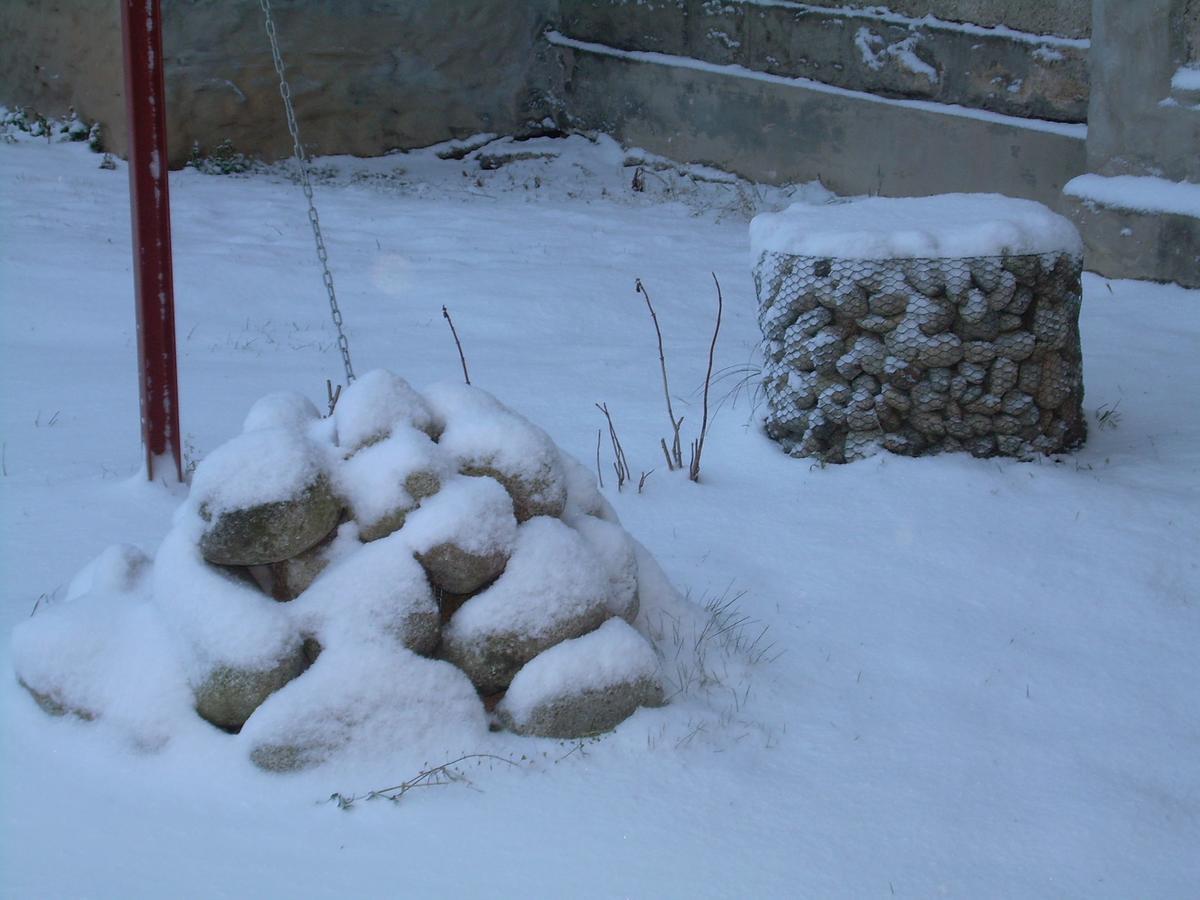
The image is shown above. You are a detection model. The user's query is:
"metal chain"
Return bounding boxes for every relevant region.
[259,0,355,384]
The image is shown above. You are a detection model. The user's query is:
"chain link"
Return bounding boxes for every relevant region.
[259,0,355,384]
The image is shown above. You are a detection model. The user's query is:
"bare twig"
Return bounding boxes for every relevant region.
[442,305,471,385]
[595,402,631,490]
[595,428,604,489]
[636,278,683,470]
[637,469,654,494]
[325,379,342,416]
[327,753,521,810]
[688,273,723,482]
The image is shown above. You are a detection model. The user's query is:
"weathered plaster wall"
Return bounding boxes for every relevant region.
[0,0,557,166]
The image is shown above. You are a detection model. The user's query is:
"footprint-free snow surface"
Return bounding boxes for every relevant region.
[1,130,1198,898]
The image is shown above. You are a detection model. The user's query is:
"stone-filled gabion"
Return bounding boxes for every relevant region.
[754,250,1086,463]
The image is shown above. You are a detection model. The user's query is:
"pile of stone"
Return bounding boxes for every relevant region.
[751,195,1087,463]
[13,371,666,770]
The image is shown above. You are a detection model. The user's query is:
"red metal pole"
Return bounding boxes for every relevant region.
[120,0,182,482]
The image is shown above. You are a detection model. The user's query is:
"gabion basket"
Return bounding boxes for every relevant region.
[753,250,1086,463]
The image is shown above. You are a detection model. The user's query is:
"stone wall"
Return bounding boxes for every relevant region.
[557,0,1090,123]
[796,0,1091,40]
[0,0,556,167]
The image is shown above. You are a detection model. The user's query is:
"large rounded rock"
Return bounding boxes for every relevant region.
[193,645,308,732]
[191,428,341,566]
[333,369,437,451]
[401,475,518,596]
[333,425,446,543]
[496,619,664,738]
[424,383,568,522]
[199,476,341,566]
[440,517,613,694]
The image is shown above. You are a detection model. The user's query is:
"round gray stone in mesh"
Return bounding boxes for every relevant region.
[754,251,1086,463]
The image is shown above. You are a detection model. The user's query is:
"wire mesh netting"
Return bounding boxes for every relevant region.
[753,250,1086,463]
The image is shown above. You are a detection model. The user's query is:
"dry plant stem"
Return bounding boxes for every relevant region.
[636,278,683,470]
[325,379,342,416]
[329,753,521,809]
[688,273,723,482]
[637,469,653,494]
[595,428,604,489]
[595,402,631,490]
[441,305,471,385]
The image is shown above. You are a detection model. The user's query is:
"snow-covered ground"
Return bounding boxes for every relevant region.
[1,131,1198,898]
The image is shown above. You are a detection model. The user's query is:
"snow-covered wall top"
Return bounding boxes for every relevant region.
[750,194,1084,260]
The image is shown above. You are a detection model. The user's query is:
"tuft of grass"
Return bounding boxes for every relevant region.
[646,585,782,702]
[1095,400,1123,430]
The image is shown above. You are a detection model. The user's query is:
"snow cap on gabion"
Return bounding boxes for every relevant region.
[750,194,1087,463]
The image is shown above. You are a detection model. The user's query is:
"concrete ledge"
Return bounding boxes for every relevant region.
[550,37,1085,211]
[1065,199,1200,288]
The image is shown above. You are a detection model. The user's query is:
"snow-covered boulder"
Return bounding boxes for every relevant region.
[332,425,446,542]
[333,369,437,450]
[242,643,487,773]
[441,517,614,694]
[497,619,663,738]
[242,391,321,434]
[192,428,342,566]
[402,475,518,597]
[570,514,640,624]
[425,383,568,522]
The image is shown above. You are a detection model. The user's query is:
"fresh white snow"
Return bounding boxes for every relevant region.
[1,129,1199,898]
[1064,172,1200,220]
[751,193,1083,260]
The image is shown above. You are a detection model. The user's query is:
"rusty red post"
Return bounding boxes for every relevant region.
[120,0,182,482]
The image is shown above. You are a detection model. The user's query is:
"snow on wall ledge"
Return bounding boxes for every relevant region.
[752,196,1086,463]
[9,372,702,771]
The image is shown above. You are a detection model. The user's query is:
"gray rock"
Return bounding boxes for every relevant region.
[963,341,998,364]
[357,469,442,543]
[460,461,566,523]
[1002,254,1041,286]
[986,270,1018,310]
[194,645,308,732]
[442,604,611,696]
[498,674,664,739]
[416,541,508,596]
[1037,353,1076,409]
[909,295,955,335]
[859,314,900,334]
[18,678,96,721]
[959,289,991,325]
[868,289,910,317]
[1006,285,1035,316]
[916,333,964,367]
[969,257,1003,292]
[994,331,1037,361]
[200,476,342,567]
[1032,305,1070,351]
[786,305,834,340]
[988,357,1019,397]
[998,314,1024,332]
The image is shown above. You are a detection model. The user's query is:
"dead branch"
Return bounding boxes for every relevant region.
[689,273,723,482]
[442,305,471,385]
[635,278,684,469]
[596,402,631,490]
